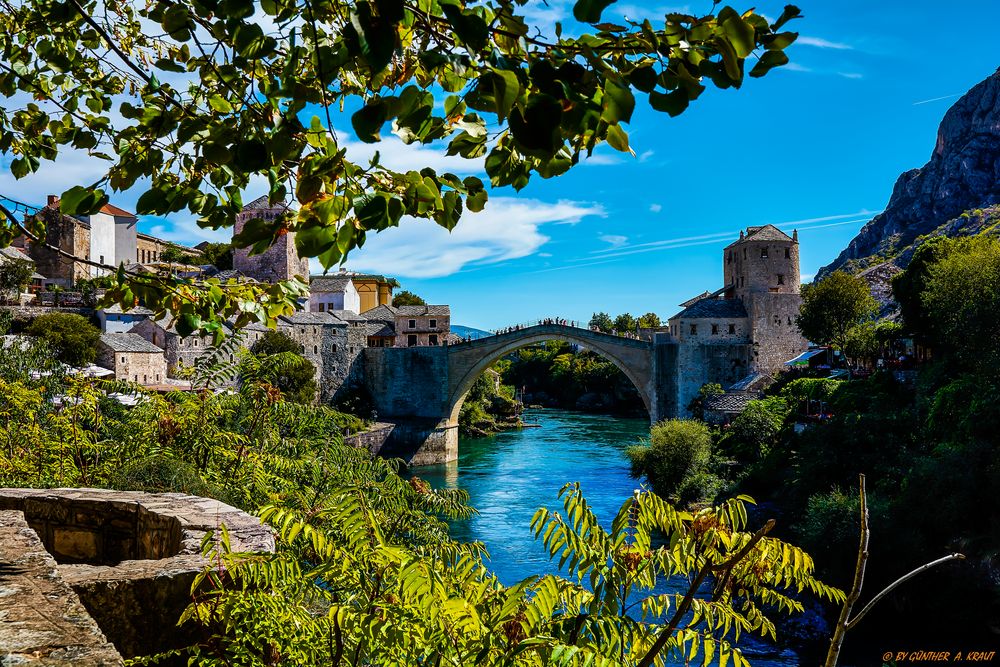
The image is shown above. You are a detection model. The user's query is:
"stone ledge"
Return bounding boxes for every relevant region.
[0,488,275,660]
[0,510,122,666]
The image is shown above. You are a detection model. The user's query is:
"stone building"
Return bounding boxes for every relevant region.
[363,304,399,347]
[13,197,91,287]
[308,275,361,313]
[131,317,234,374]
[96,333,168,385]
[394,305,450,347]
[666,224,807,414]
[97,304,154,333]
[232,196,310,283]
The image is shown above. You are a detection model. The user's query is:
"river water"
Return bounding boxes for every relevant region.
[418,408,801,666]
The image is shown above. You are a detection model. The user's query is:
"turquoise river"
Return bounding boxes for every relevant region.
[418,408,802,666]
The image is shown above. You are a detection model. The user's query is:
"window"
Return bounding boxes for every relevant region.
[331,344,337,353]
[743,248,747,258]
[143,374,147,383]
[121,356,126,363]
[689,324,697,335]
[760,247,768,258]
[407,334,418,347]
[99,254,105,264]
[429,319,437,329]
[785,247,791,258]
[318,303,325,312]
[408,319,416,329]
[728,323,736,334]
[314,345,318,354]
[429,334,439,346]
[711,324,719,335]
[777,274,785,285]
[156,374,160,381]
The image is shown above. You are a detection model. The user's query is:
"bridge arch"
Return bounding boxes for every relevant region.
[445,325,655,425]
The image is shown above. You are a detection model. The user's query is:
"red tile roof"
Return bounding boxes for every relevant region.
[100,203,136,218]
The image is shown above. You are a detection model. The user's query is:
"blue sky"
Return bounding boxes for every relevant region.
[2,0,999,329]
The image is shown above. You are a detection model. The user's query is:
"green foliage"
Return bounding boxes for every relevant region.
[638,312,662,329]
[25,312,100,366]
[891,235,954,342]
[626,419,721,505]
[589,311,614,333]
[197,242,234,270]
[392,289,426,307]
[249,331,317,404]
[459,369,520,436]
[502,341,643,414]
[921,236,1000,370]
[0,257,33,294]
[687,382,724,421]
[614,312,637,333]
[158,245,195,264]
[1,1,804,338]
[718,397,790,464]
[797,271,878,363]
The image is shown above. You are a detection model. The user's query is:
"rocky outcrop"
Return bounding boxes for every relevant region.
[821,68,1000,276]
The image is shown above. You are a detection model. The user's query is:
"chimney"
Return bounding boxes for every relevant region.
[792,229,798,242]
[739,230,745,240]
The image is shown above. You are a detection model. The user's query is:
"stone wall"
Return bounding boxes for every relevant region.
[746,292,808,372]
[96,348,167,385]
[673,341,751,417]
[0,510,122,666]
[364,346,450,419]
[0,488,274,660]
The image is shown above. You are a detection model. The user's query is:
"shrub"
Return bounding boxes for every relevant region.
[717,396,789,463]
[249,331,317,404]
[26,312,100,366]
[626,419,719,505]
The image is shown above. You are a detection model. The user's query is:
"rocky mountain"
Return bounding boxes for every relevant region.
[820,67,1000,277]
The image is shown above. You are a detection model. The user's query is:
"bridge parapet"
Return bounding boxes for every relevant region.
[450,323,653,350]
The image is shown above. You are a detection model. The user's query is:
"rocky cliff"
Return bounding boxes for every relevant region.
[820,67,1000,277]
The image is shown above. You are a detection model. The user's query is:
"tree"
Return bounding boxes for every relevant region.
[891,236,954,342]
[392,290,426,307]
[613,312,636,333]
[589,312,614,333]
[625,419,720,504]
[0,1,805,339]
[198,243,234,271]
[921,236,1000,370]
[249,330,318,403]
[158,245,194,264]
[686,382,724,420]
[797,271,878,366]
[0,258,33,297]
[637,312,661,329]
[26,312,100,366]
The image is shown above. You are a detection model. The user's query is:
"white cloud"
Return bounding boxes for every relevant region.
[797,36,853,50]
[649,203,662,213]
[599,234,628,249]
[639,149,655,162]
[838,72,864,80]
[782,62,813,73]
[345,197,605,278]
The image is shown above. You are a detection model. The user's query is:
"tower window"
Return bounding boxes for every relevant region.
[728,323,736,334]
[689,324,697,335]
[711,324,719,335]
[409,319,416,329]
[785,247,791,259]
[777,274,785,285]
[429,319,437,329]
[760,247,768,258]
[743,248,747,259]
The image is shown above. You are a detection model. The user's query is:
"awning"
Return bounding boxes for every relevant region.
[784,348,826,366]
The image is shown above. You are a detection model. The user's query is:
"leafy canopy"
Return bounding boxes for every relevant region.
[25,311,101,366]
[797,271,877,361]
[0,0,803,338]
[392,289,426,307]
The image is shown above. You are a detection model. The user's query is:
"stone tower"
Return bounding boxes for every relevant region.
[233,196,310,283]
[723,225,806,371]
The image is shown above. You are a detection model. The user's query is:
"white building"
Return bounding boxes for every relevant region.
[308,276,362,314]
[83,203,138,275]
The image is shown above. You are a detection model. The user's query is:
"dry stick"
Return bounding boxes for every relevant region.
[636,519,775,667]
[824,473,869,667]
[846,552,965,632]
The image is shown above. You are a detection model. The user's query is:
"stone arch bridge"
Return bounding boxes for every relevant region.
[363,323,679,465]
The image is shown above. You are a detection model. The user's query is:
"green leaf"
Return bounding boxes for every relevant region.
[771,5,802,30]
[349,1,397,73]
[508,94,563,157]
[352,102,386,143]
[440,2,489,51]
[605,124,630,153]
[749,50,789,77]
[491,69,520,120]
[208,94,233,114]
[720,11,756,58]
[649,89,689,117]
[601,78,635,124]
[233,140,269,171]
[59,186,108,216]
[573,0,617,23]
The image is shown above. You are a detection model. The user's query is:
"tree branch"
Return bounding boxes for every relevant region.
[846,553,965,631]
[823,473,869,667]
